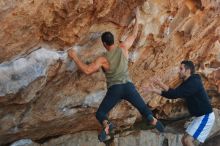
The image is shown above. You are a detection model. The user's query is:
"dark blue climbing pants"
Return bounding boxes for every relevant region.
[96,82,153,125]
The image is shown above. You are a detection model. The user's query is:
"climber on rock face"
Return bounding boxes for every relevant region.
[68,7,164,142]
[143,60,215,146]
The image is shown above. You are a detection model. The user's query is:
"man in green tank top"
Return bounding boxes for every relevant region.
[68,8,164,142]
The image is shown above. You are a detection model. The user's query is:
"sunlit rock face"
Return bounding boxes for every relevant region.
[0,0,220,145]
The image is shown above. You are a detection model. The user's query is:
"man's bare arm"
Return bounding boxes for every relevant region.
[120,7,140,52]
[68,50,107,75]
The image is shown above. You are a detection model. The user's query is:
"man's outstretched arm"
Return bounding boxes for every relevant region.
[142,84,163,95]
[151,77,169,91]
[120,7,140,52]
[143,78,197,99]
[68,49,107,75]
[142,84,180,99]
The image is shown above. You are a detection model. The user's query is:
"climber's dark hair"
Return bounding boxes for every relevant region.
[195,0,204,11]
[101,32,114,46]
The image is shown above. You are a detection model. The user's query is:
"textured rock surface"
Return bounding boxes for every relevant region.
[0,0,220,145]
[17,131,183,146]
[9,109,220,146]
